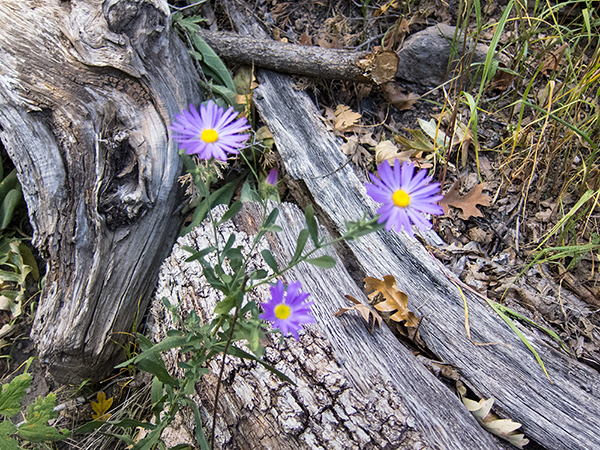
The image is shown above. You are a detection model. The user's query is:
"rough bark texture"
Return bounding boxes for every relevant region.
[152,204,506,450]
[218,3,600,449]
[0,0,201,384]
[197,29,399,85]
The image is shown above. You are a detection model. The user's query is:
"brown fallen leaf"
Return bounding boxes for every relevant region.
[334,295,382,333]
[457,382,529,449]
[375,140,413,165]
[541,42,569,75]
[381,82,420,112]
[365,275,418,327]
[334,104,362,132]
[439,180,491,219]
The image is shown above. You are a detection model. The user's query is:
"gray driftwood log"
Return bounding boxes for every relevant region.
[153,203,507,450]
[219,2,600,449]
[0,0,201,383]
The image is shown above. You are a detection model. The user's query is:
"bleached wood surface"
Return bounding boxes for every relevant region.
[0,0,201,383]
[153,203,504,450]
[251,48,600,450]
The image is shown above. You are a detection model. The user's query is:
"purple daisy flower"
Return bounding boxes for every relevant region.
[365,160,444,237]
[170,101,250,160]
[266,168,278,186]
[260,280,315,340]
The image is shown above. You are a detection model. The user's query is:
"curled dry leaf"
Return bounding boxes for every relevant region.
[381,82,420,111]
[365,275,418,327]
[375,140,413,165]
[439,180,492,219]
[334,295,382,333]
[457,382,529,449]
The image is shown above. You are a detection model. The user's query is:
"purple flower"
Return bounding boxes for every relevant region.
[266,169,278,186]
[170,101,250,160]
[366,160,443,237]
[260,281,314,340]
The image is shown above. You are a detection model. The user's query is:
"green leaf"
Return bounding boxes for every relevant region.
[17,393,70,442]
[130,416,171,450]
[191,35,236,92]
[192,403,210,450]
[136,359,179,387]
[263,208,279,229]
[181,180,239,235]
[226,347,296,385]
[0,170,19,205]
[304,205,319,246]
[261,249,278,272]
[306,255,336,268]
[183,246,216,263]
[0,188,22,232]
[0,373,31,418]
[292,229,309,263]
[240,180,262,203]
[0,420,20,450]
[217,202,243,226]
[18,243,39,281]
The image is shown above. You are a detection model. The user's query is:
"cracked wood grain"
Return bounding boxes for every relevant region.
[153,204,504,450]
[0,0,201,383]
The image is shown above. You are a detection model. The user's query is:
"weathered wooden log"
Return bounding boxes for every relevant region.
[252,55,600,450]
[197,29,399,85]
[0,0,201,384]
[213,2,600,449]
[152,203,507,450]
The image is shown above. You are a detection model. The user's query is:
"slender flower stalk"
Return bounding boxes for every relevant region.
[260,280,314,340]
[170,101,249,160]
[366,159,443,237]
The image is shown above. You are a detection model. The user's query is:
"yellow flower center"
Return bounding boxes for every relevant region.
[392,189,411,207]
[274,304,291,320]
[201,129,219,143]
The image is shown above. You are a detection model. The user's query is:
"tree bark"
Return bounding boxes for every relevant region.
[0,0,201,384]
[152,203,507,450]
[196,29,399,85]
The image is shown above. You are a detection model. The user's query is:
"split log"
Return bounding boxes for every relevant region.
[152,203,507,450]
[197,29,399,85]
[217,2,600,449]
[0,0,201,383]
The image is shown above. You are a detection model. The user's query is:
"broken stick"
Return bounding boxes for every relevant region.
[196,29,399,84]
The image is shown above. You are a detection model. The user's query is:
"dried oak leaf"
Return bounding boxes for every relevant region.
[334,295,382,333]
[365,275,418,327]
[381,83,420,112]
[375,140,413,165]
[439,180,491,219]
[334,104,362,132]
[457,382,529,449]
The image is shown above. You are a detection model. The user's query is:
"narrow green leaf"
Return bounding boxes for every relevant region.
[292,229,309,263]
[192,403,210,450]
[217,202,243,226]
[261,249,279,272]
[304,204,319,246]
[0,189,22,231]
[183,246,216,263]
[226,347,296,385]
[306,255,336,268]
[191,35,236,92]
[136,360,179,387]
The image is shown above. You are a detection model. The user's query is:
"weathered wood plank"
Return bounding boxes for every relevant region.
[0,0,201,383]
[153,203,505,449]
[251,56,600,450]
